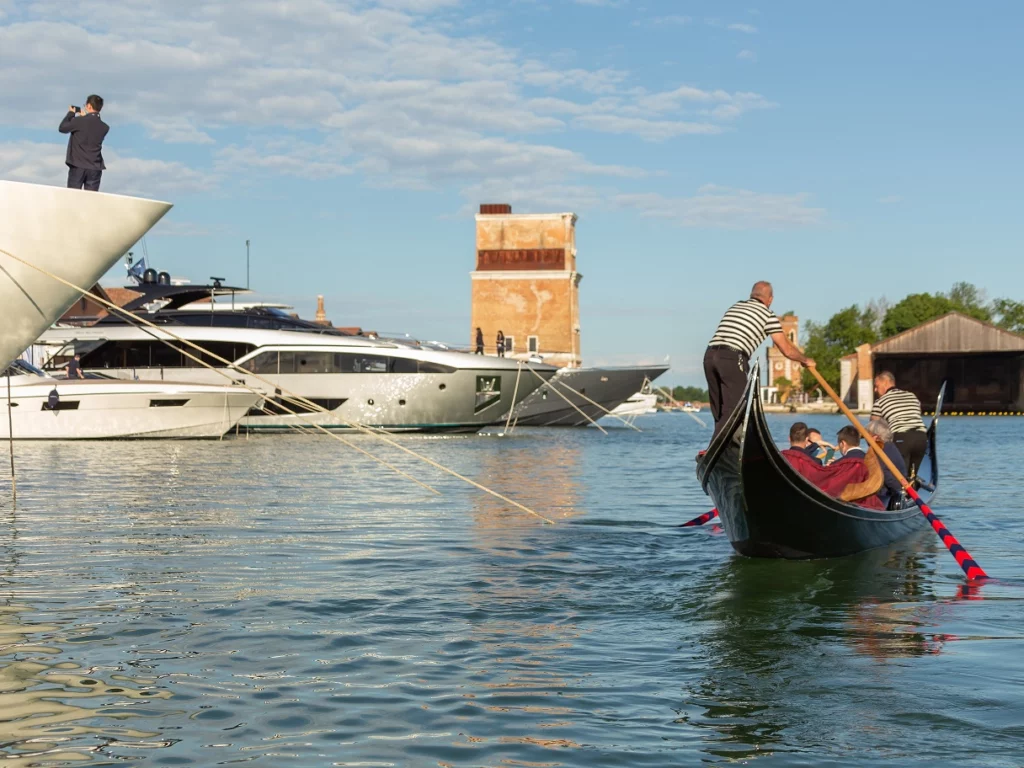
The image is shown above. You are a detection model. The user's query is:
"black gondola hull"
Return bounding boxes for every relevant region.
[696,370,938,560]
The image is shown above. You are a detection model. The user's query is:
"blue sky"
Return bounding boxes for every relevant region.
[1,0,1021,384]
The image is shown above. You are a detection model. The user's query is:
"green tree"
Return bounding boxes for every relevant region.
[671,385,709,402]
[992,298,1024,334]
[881,293,956,337]
[881,283,991,337]
[800,306,877,392]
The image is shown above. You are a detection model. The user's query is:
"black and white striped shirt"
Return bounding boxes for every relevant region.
[708,299,784,358]
[872,388,925,433]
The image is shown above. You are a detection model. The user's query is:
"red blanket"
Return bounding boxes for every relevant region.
[781,448,884,510]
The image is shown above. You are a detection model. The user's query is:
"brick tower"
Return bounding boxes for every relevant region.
[470,204,581,368]
[766,314,802,392]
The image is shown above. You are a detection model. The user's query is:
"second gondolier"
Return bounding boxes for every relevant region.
[704,281,813,438]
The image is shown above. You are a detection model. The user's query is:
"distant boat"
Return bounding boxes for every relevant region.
[0,181,171,370]
[1,359,260,439]
[608,391,658,423]
[681,402,701,413]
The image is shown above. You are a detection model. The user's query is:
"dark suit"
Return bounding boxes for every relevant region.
[833,447,865,463]
[59,110,109,190]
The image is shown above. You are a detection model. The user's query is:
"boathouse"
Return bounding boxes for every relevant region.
[840,312,1024,413]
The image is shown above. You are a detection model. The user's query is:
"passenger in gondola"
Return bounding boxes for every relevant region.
[788,422,820,463]
[865,418,908,508]
[806,427,837,464]
[833,426,866,463]
[781,428,885,509]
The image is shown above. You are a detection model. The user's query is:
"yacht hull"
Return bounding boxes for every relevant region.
[0,181,171,369]
[1,379,260,439]
[42,365,553,433]
[500,364,669,427]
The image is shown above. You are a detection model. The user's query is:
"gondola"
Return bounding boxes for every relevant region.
[695,363,943,559]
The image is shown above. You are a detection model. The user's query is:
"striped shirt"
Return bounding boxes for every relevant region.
[872,388,926,433]
[708,299,784,358]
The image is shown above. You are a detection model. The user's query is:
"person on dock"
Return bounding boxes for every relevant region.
[474,327,484,355]
[865,418,908,508]
[496,330,505,358]
[59,95,109,191]
[871,371,927,479]
[704,281,813,438]
[65,353,85,379]
[833,426,865,462]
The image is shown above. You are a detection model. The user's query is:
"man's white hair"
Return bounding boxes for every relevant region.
[865,418,893,443]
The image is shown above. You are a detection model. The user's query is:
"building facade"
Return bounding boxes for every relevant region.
[470,204,582,368]
[765,314,802,399]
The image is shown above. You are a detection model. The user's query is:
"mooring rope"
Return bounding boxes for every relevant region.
[503,362,522,434]
[5,370,15,505]
[523,365,607,434]
[533,366,644,433]
[0,247,554,524]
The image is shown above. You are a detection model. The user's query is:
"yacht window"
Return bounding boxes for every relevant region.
[296,352,333,373]
[278,351,299,374]
[417,361,456,374]
[353,355,389,373]
[242,351,279,374]
[390,357,418,374]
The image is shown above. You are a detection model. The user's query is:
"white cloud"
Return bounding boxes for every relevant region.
[728,23,758,33]
[613,185,825,229]
[0,140,215,197]
[737,49,757,62]
[0,1,813,229]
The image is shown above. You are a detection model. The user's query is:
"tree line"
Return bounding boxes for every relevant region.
[798,282,1024,392]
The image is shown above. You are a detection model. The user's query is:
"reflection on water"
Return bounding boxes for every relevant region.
[0,415,1021,766]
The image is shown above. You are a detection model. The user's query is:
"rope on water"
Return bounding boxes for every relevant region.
[0,247,555,524]
[523,365,607,434]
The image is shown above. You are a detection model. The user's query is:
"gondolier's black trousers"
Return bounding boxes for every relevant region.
[704,345,749,439]
[894,429,927,481]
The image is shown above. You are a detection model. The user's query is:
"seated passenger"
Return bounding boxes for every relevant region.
[833,426,866,463]
[864,418,908,508]
[788,421,820,463]
[806,427,837,465]
[781,433,884,509]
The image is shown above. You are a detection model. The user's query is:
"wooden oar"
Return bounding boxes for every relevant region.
[680,508,718,527]
[807,366,987,581]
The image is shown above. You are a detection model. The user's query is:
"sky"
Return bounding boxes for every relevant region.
[1,0,1021,385]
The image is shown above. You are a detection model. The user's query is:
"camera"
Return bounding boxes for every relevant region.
[72,106,81,114]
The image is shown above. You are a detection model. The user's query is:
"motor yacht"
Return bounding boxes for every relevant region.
[1,359,260,439]
[0,181,171,369]
[39,280,556,433]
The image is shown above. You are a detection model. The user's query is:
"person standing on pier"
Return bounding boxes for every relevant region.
[474,327,484,355]
[871,371,927,478]
[704,281,813,439]
[496,330,505,357]
[59,95,109,191]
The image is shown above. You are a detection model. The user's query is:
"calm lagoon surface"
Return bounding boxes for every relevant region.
[0,413,1022,766]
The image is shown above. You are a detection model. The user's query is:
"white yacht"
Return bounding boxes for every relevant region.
[40,282,555,433]
[1,359,260,439]
[0,181,171,370]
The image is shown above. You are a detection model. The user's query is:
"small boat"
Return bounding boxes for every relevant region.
[681,402,700,413]
[695,363,941,559]
[1,359,261,439]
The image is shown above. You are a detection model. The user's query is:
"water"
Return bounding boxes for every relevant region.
[0,414,1022,766]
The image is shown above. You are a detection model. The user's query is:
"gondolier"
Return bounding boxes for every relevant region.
[704,281,813,437]
[871,371,927,479]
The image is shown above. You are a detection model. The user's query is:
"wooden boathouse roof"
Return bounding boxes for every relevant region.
[845,312,1024,358]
